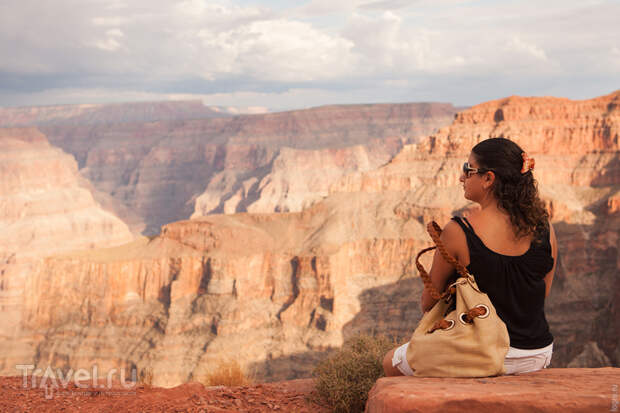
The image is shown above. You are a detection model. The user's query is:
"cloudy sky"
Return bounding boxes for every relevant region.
[1,0,619,112]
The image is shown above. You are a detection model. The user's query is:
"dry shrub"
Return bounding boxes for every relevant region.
[203,357,256,387]
[311,332,400,413]
[138,367,153,387]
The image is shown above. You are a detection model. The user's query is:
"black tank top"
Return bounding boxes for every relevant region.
[450,215,555,349]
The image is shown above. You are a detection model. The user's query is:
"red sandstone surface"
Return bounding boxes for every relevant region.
[0,376,329,413]
[365,367,620,413]
[2,368,618,412]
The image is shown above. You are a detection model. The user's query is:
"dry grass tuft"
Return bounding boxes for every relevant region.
[138,367,154,387]
[310,332,400,413]
[202,358,256,387]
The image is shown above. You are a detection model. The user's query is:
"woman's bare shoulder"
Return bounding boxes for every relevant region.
[442,218,468,249]
[462,211,482,226]
[464,209,482,218]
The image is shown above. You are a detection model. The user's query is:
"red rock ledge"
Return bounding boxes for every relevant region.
[365,368,619,413]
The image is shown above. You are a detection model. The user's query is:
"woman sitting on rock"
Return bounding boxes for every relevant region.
[383,137,558,376]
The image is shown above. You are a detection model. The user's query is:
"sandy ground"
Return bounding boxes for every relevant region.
[0,375,332,412]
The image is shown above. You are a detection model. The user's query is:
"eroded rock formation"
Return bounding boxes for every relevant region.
[0,128,133,259]
[0,91,617,388]
[16,102,457,234]
[0,127,134,375]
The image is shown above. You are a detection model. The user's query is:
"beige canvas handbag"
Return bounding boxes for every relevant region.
[405,221,510,377]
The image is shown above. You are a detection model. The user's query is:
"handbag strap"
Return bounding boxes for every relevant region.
[415,220,471,300]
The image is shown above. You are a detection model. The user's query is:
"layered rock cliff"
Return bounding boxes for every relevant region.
[1,91,617,388]
[0,127,134,376]
[191,137,403,216]
[31,102,457,234]
[12,193,432,385]
[0,128,133,259]
[330,89,620,367]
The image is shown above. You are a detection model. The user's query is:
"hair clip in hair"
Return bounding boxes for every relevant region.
[521,152,535,174]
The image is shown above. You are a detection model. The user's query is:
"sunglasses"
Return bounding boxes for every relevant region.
[462,162,492,177]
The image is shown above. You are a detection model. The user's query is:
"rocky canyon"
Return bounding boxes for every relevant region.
[0,93,617,388]
[1,100,457,235]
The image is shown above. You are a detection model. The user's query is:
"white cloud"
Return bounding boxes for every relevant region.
[609,46,620,70]
[92,16,129,26]
[342,10,467,74]
[358,0,419,10]
[105,1,128,11]
[0,0,618,109]
[288,0,475,16]
[289,0,358,16]
[508,36,548,61]
[195,18,356,81]
[92,28,126,52]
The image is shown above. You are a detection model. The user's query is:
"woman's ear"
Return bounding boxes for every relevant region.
[484,171,495,189]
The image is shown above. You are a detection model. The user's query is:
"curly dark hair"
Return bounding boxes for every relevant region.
[471,137,550,243]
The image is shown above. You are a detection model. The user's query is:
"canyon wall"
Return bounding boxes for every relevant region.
[0,128,133,259]
[0,127,135,375]
[11,193,432,386]
[191,136,404,216]
[1,91,617,387]
[1,90,618,388]
[330,90,620,366]
[27,102,457,234]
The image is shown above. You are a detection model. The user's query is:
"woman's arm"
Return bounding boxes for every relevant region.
[543,220,557,298]
[420,221,461,312]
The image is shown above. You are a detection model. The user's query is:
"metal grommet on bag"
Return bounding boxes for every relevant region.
[475,304,490,319]
[443,319,455,331]
[459,304,490,325]
[458,312,470,325]
[427,318,455,333]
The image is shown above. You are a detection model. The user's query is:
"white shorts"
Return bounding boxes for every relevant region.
[391,341,553,376]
